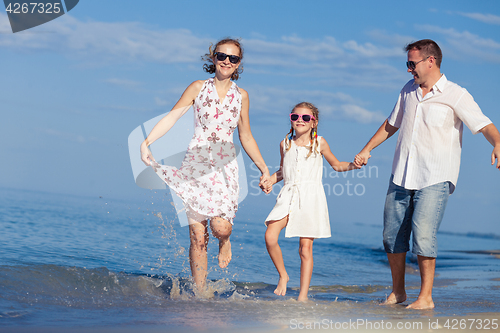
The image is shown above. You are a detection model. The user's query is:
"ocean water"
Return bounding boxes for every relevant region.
[1,187,499,331]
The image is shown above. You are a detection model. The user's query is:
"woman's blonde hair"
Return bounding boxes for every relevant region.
[202,38,244,81]
[285,102,320,158]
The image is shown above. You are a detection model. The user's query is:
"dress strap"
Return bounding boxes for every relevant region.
[282,138,289,153]
[316,135,322,153]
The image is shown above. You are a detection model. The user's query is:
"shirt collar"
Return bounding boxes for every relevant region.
[433,74,447,93]
[412,74,447,93]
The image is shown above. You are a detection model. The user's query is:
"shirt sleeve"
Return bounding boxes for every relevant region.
[453,88,492,135]
[387,87,406,128]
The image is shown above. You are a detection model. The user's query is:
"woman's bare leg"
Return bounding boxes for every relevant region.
[298,237,314,302]
[188,214,209,295]
[265,216,289,296]
[210,217,233,268]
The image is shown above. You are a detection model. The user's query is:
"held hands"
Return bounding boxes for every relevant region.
[354,149,371,168]
[259,173,272,194]
[349,162,362,170]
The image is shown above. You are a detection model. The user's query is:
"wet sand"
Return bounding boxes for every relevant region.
[1,313,499,333]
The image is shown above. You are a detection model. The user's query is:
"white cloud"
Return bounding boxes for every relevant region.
[367,29,416,48]
[0,12,209,63]
[105,78,143,88]
[340,104,386,124]
[243,35,407,90]
[343,40,401,57]
[457,12,500,25]
[248,85,385,124]
[0,12,410,90]
[244,34,402,68]
[37,127,97,144]
[417,25,500,63]
[0,13,455,124]
[155,97,169,106]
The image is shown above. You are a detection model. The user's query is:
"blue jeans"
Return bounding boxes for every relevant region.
[383,176,450,258]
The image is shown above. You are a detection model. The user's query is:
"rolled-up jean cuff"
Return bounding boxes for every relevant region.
[383,177,450,258]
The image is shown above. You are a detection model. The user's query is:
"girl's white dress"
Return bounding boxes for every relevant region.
[265,136,331,238]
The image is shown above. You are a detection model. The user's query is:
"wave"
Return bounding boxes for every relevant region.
[0,264,167,308]
[438,230,500,240]
[2,263,498,328]
[0,264,391,309]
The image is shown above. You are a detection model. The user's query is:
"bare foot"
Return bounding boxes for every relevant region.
[218,239,232,268]
[192,280,207,298]
[274,275,289,296]
[380,291,407,305]
[297,295,308,302]
[406,297,434,310]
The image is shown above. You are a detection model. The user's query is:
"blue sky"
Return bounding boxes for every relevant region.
[1,0,499,235]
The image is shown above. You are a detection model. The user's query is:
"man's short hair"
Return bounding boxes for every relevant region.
[405,39,442,68]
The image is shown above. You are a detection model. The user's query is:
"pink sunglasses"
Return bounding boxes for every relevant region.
[290,113,315,123]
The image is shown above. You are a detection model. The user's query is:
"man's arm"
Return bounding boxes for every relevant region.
[480,123,500,169]
[355,119,399,167]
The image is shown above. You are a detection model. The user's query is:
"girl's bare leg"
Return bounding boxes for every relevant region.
[188,214,209,295]
[265,216,289,296]
[210,217,233,268]
[298,237,314,302]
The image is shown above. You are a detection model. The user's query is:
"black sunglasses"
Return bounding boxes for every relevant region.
[214,52,241,64]
[406,56,430,70]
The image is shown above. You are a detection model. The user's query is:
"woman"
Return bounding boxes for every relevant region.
[140,38,270,295]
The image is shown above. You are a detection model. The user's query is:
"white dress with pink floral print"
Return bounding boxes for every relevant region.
[152,78,241,223]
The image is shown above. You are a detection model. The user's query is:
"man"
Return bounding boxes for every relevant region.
[355,39,500,309]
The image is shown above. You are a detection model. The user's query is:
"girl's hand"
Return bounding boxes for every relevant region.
[140,143,155,166]
[350,162,362,170]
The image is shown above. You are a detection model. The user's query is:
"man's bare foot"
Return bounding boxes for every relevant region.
[218,239,232,268]
[297,295,308,302]
[406,297,434,310]
[380,291,407,305]
[274,275,289,296]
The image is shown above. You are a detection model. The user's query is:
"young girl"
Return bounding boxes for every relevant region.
[263,102,359,302]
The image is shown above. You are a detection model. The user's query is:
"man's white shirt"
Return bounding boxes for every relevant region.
[387,74,491,194]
